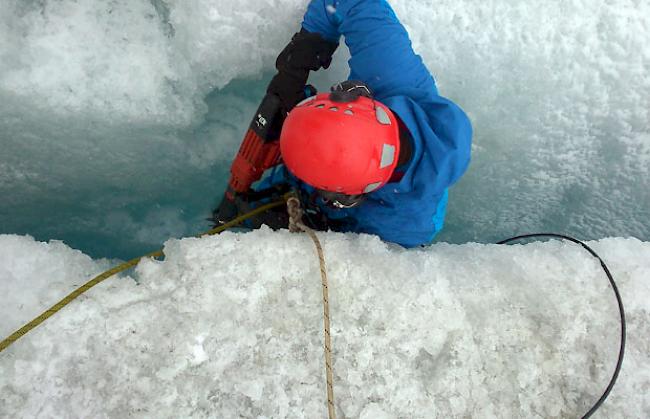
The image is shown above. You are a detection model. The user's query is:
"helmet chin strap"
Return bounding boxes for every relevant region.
[330,198,363,209]
[317,189,366,209]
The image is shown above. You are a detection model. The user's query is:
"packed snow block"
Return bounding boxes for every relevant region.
[0,235,112,337]
[0,231,649,418]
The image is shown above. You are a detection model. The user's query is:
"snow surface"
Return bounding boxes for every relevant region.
[1,232,649,418]
[1,1,649,415]
[1,0,649,258]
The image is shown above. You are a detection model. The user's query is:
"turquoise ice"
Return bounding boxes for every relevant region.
[0,0,648,258]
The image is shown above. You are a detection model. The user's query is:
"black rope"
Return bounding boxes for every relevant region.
[497,233,626,419]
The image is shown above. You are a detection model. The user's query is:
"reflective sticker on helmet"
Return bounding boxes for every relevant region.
[329,107,338,111]
[344,109,354,115]
[296,96,316,107]
[380,144,396,169]
[364,182,382,193]
[375,106,392,125]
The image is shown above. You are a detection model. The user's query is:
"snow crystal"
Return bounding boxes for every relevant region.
[189,335,209,366]
[1,231,648,418]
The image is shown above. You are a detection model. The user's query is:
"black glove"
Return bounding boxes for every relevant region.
[212,185,292,229]
[275,29,339,75]
[244,205,290,230]
[267,29,338,113]
[211,188,242,226]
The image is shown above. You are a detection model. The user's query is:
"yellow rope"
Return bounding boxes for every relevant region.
[287,197,336,419]
[0,199,286,354]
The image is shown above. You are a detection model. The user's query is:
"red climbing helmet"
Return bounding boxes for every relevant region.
[280,82,401,196]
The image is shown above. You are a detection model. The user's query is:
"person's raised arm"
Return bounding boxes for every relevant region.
[302,0,437,101]
[302,0,473,207]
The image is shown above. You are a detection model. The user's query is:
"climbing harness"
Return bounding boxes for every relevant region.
[287,197,336,419]
[0,201,625,419]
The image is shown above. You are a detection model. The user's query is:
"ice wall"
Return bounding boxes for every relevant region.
[1,232,649,418]
[1,0,649,259]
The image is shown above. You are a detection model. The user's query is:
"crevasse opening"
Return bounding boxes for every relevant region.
[1,0,649,258]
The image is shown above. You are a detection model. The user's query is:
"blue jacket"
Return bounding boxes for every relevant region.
[266,0,472,247]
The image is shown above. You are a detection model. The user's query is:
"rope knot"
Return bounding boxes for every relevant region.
[287,197,304,233]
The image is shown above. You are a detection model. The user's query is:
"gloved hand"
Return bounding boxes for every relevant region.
[211,188,243,226]
[275,29,338,75]
[267,29,338,113]
[212,184,292,229]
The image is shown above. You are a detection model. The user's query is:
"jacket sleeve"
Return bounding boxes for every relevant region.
[303,0,473,247]
[302,0,438,101]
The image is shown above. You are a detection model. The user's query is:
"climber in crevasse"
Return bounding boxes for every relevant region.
[213,0,472,247]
